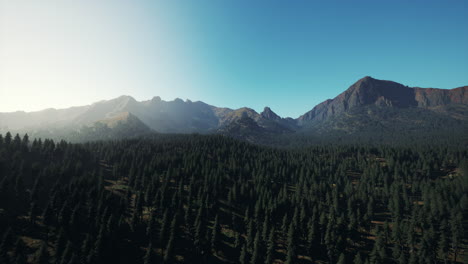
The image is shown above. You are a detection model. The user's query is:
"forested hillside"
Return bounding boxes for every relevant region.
[0,133,467,263]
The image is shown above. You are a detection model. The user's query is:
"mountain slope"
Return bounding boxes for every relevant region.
[298,76,468,125]
[0,96,294,141]
[293,77,468,144]
[0,76,466,144]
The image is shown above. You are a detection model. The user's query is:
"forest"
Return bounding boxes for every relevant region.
[0,132,467,263]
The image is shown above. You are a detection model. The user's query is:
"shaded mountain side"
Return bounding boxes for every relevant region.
[298,76,468,125]
[72,112,153,141]
[216,115,292,144]
[261,106,281,120]
[217,107,296,134]
[295,104,468,145]
[138,97,221,133]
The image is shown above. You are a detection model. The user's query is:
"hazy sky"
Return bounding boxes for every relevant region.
[1,0,467,118]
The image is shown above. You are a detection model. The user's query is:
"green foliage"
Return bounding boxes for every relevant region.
[0,133,466,264]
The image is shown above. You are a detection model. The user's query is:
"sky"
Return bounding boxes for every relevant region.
[1,0,467,118]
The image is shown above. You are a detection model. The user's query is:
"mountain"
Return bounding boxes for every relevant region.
[261,107,281,120]
[298,76,468,124]
[0,76,466,144]
[0,95,293,141]
[295,76,468,144]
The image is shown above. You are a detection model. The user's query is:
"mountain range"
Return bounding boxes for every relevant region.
[1,76,467,144]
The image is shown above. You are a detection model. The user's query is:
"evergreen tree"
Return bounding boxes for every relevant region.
[285,222,297,264]
[239,244,249,264]
[164,231,175,264]
[54,229,66,262]
[250,232,261,264]
[211,214,220,253]
[234,231,242,250]
[36,242,50,264]
[0,228,13,264]
[67,254,77,264]
[370,231,386,263]
[13,238,26,264]
[143,242,155,264]
[337,253,346,264]
[59,241,73,264]
[265,228,275,264]
[353,252,363,264]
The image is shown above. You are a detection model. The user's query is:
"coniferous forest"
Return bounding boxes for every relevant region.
[0,132,467,264]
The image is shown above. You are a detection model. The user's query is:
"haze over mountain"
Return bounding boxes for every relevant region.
[1,77,467,144]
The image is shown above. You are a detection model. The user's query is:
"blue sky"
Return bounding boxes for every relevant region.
[1,0,467,117]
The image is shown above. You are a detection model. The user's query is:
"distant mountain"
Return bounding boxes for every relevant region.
[295,76,468,144]
[0,95,293,141]
[1,76,466,144]
[298,76,467,124]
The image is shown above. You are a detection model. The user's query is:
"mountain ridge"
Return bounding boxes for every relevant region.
[297,76,467,124]
[1,76,467,143]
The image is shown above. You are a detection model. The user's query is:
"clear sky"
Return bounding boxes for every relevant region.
[1,0,467,118]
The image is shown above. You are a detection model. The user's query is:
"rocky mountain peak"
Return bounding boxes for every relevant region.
[261,107,281,121]
[343,76,417,108]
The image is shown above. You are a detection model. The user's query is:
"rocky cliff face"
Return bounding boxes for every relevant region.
[298,76,468,125]
[414,86,468,107]
[261,107,282,121]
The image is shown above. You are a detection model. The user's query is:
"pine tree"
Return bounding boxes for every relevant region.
[438,232,449,263]
[0,243,10,264]
[54,229,66,262]
[159,209,169,245]
[146,210,157,243]
[285,222,296,264]
[13,237,26,264]
[239,244,249,264]
[246,219,254,252]
[4,132,12,145]
[143,242,155,264]
[370,230,386,263]
[397,252,406,264]
[13,134,21,148]
[42,202,54,226]
[450,209,463,263]
[67,254,77,264]
[36,242,50,264]
[337,253,346,264]
[265,228,275,264]
[281,214,289,236]
[164,231,175,264]
[0,228,13,264]
[211,214,220,252]
[306,219,316,256]
[261,216,269,242]
[391,242,401,260]
[353,252,363,264]
[250,232,261,264]
[59,241,73,264]
[234,231,242,250]
[80,234,91,264]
